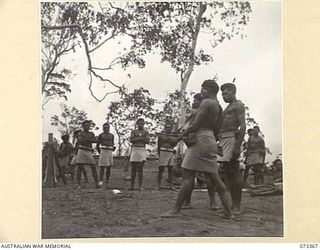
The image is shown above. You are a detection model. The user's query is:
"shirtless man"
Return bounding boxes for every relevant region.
[129,118,150,191]
[157,122,178,190]
[56,134,73,185]
[162,80,233,219]
[218,83,246,214]
[182,92,219,210]
[243,128,254,186]
[96,123,115,189]
[246,126,265,185]
[70,130,88,183]
[77,120,100,188]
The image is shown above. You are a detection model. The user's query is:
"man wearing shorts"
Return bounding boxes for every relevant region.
[218,83,246,214]
[97,123,115,188]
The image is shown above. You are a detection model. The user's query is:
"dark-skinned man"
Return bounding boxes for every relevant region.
[162,80,233,219]
[217,83,246,215]
[129,118,150,191]
[96,123,115,189]
[77,120,100,189]
[157,121,178,190]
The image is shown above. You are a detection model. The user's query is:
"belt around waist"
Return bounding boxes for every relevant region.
[160,147,174,152]
[220,131,236,138]
[131,145,146,148]
[79,145,92,151]
[101,145,114,150]
[196,130,214,136]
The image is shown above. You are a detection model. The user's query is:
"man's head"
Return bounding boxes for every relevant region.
[137,118,145,130]
[61,134,69,142]
[192,93,202,109]
[247,128,253,136]
[103,123,110,133]
[164,121,173,133]
[82,120,91,131]
[253,126,260,136]
[201,79,219,99]
[221,83,237,103]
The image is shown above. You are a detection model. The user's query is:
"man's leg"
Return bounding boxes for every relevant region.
[252,165,259,185]
[206,175,219,210]
[168,166,174,189]
[76,164,83,187]
[225,159,243,214]
[99,166,105,184]
[173,169,195,213]
[60,165,67,185]
[105,166,111,188]
[243,165,251,186]
[130,163,137,190]
[89,164,100,188]
[70,165,75,182]
[183,177,194,209]
[137,163,144,190]
[157,166,165,190]
[260,166,265,184]
[208,173,233,218]
[82,167,89,183]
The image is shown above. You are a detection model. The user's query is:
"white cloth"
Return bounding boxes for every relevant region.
[217,132,236,162]
[159,150,175,166]
[130,146,147,162]
[98,149,113,166]
[76,149,96,165]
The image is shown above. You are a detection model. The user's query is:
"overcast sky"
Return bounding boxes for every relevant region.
[42,1,282,163]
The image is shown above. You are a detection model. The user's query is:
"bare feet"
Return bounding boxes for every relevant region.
[210,205,221,211]
[220,213,236,220]
[182,204,192,210]
[232,207,243,215]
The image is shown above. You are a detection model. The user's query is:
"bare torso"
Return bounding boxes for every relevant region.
[220,101,245,132]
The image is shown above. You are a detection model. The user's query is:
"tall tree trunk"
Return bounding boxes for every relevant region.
[177,3,206,155]
[114,125,122,156]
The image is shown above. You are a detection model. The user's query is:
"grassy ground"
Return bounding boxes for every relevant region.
[42,162,283,239]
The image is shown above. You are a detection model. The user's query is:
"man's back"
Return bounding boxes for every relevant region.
[191,98,220,131]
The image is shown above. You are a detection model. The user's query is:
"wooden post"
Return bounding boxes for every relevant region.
[46,133,55,187]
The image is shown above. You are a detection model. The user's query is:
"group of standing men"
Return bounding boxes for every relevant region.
[54,78,266,219]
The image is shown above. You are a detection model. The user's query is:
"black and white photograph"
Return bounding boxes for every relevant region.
[41,1,282,238]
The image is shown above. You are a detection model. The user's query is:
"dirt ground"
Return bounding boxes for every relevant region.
[42,164,283,239]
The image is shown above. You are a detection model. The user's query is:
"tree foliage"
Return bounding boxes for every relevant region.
[41,2,154,106]
[106,87,162,155]
[51,104,98,141]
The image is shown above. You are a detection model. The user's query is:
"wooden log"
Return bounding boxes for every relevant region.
[46,133,56,187]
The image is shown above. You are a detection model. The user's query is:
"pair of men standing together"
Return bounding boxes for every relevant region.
[163,79,246,219]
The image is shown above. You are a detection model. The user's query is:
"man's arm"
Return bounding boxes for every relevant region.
[130,131,140,143]
[233,103,246,157]
[157,136,162,155]
[78,132,97,144]
[96,134,101,153]
[145,131,150,144]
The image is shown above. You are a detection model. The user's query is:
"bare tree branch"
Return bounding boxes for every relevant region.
[42,23,123,102]
[88,28,118,53]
